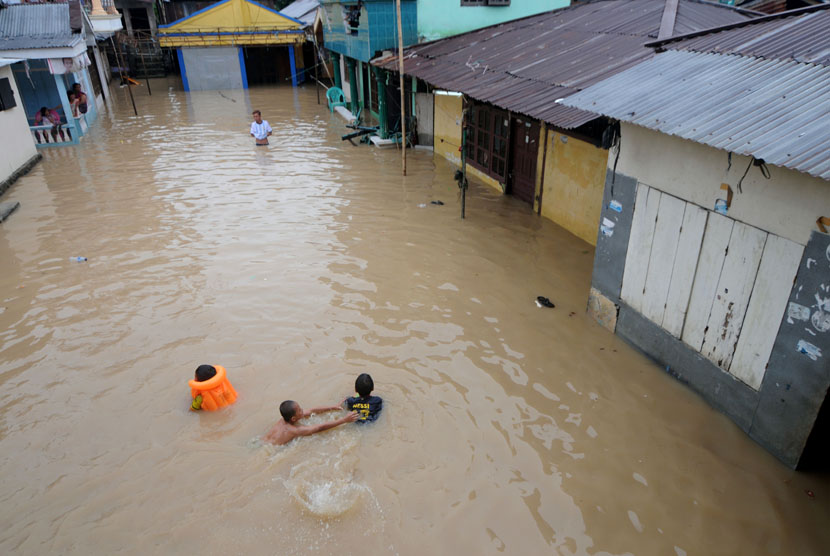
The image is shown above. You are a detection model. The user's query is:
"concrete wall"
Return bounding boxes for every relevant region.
[0,65,39,187]
[434,93,462,164]
[589,123,830,467]
[613,124,829,247]
[539,131,607,246]
[414,92,433,146]
[417,0,569,42]
[180,47,244,91]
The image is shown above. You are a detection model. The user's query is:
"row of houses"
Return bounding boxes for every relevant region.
[0,0,125,193]
[354,1,828,469]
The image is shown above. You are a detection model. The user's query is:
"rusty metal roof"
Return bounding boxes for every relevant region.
[561,14,830,181]
[648,4,830,64]
[372,0,752,128]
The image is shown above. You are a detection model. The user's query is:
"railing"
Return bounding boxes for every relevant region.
[30,115,88,147]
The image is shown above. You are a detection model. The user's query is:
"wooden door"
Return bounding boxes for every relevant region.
[509,116,539,204]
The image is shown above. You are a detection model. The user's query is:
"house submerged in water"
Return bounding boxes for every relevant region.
[563,5,830,469]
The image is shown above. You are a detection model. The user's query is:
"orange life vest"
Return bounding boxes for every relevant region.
[189,365,237,411]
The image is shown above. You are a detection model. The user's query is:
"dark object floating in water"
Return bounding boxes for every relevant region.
[430,200,444,205]
[536,296,555,308]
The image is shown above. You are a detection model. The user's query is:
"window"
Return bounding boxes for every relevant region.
[466,102,509,182]
[461,0,510,5]
[342,3,362,35]
[0,78,16,111]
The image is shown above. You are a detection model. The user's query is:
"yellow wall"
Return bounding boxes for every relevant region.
[433,94,607,237]
[433,94,502,193]
[433,94,462,165]
[540,132,607,246]
[159,0,303,47]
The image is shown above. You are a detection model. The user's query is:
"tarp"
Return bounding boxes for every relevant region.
[46,52,91,75]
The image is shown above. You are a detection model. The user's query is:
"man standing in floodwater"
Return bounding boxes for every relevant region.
[250,110,272,146]
[264,400,358,445]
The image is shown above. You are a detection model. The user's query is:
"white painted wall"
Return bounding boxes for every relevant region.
[613,124,830,246]
[0,65,38,184]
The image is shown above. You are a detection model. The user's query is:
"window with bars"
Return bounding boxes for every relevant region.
[461,0,511,5]
[466,103,509,182]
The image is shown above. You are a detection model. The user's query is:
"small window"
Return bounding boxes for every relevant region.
[0,78,16,111]
[342,4,361,35]
[461,0,510,5]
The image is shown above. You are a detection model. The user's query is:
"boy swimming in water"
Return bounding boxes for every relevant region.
[264,401,358,445]
[344,373,383,423]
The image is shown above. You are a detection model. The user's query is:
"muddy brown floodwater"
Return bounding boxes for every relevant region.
[0,82,828,555]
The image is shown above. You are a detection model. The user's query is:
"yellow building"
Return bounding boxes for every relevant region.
[433,93,607,246]
[158,0,306,91]
[375,0,750,248]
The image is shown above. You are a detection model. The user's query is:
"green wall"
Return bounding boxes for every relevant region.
[417,0,569,41]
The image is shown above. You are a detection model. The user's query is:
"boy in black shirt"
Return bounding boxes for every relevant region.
[344,373,382,423]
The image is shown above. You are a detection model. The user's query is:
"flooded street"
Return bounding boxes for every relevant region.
[1,82,828,555]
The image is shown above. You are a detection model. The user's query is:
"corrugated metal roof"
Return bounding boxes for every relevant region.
[372,0,751,129]
[651,6,830,64]
[561,49,830,180]
[281,0,318,26]
[0,3,83,51]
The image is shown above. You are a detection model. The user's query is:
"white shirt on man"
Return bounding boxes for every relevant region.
[250,120,272,140]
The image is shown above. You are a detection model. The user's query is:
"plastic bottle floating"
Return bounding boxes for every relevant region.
[189,365,237,411]
[69,257,87,262]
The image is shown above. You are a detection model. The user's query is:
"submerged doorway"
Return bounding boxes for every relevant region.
[509,116,539,205]
[243,47,293,86]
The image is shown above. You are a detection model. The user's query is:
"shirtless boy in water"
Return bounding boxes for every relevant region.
[264,400,358,445]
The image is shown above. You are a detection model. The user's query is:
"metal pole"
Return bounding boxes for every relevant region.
[110,35,137,116]
[138,38,152,96]
[461,97,468,219]
[314,41,320,104]
[396,0,406,176]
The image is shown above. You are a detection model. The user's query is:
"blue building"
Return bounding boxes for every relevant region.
[0,1,105,147]
[321,0,416,134]
[320,0,567,140]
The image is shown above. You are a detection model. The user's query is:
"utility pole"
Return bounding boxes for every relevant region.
[396,0,406,176]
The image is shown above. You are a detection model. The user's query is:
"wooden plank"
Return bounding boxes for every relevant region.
[700,221,767,369]
[641,192,686,325]
[620,184,660,313]
[662,204,708,337]
[729,235,804,390]
[681,212,733,350]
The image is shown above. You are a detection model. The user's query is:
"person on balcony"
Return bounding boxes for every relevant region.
[33,106,66,143]
[67,91,80,118]
[71,83,88,114]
